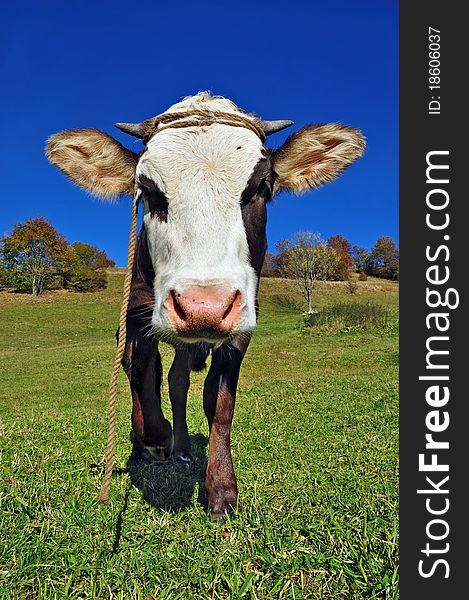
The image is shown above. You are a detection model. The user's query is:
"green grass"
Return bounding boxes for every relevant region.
[301,300,393,335]
[0,275,399,599]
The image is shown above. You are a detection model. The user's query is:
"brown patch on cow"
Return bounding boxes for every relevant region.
[272,124,365,194]
[131,389,145,440]
[206,385,238,517]
[202,339,250,518]
[45,128,138,199]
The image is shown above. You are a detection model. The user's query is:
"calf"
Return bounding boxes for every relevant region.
[46,92,365,520]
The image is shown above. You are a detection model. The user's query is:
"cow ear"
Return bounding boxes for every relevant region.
[45,128,138,200]
[271,124,365,195]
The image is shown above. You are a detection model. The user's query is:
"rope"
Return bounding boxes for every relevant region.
[142,110,266,143]
[98,192,139,504]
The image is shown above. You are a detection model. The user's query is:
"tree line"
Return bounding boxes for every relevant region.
[0,217,115,295]
[262,233,399,281]
[261,232,399,314]
[1,218,398,304]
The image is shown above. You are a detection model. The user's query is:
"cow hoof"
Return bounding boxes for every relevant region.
[146,432,174,461]
[127,447,153,466]
[208,497,238,523]
[145,445,168,461]
[210,510,228,523]
[174,449,193,464]
[128,429,174,463]
[209,502,241,523]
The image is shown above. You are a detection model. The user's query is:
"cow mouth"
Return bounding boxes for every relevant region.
[151,325,234,346]
[174,328,232,344]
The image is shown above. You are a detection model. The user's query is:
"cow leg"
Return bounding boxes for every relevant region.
[168,349,192,463]
[203,336,250,521]
[122,294,173,463]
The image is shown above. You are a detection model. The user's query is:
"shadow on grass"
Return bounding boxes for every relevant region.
[112,485,131,554]
[127,433,208,512]
[109,434,208,554]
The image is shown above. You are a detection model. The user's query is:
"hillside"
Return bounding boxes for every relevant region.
[0,275,399,599]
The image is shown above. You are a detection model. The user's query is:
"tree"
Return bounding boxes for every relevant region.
[273,239,292,278]
[1,218,68,295]
[327,234,353,280]
[63,259,108,291]
[351,244,370,273]
[286,231,341,313]
[367,236,399,280]
[62,242,114,292]
[0,265,13,290]
[70,242,115,270]
[260,252,276,277]
[0,218,114,295]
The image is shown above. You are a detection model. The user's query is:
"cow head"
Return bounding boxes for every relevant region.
[46,93,365,344]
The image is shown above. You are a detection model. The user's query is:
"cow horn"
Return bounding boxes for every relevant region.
[259,119,294,136]
[114,122,147,139]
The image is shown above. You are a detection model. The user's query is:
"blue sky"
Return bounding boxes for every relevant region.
[1,0,397,267]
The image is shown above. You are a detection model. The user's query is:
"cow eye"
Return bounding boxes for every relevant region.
[256,178,271,199]
[140,180,169,219]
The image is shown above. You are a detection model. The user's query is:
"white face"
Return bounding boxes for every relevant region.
[136,123,264,343]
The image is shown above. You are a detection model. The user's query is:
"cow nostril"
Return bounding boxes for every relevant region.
[171,290,187,322]
[222,303,233,321]
[222,291,241,321]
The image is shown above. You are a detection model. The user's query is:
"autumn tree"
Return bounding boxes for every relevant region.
[0,218,114,294]
[61,242,115,292]
[273,239,292,278]
[0,218,68,295]
[260,252,276,277]
[70,242,115,270]
[286,231,341,313]
[327,234,353,280]
[367,236,399,279]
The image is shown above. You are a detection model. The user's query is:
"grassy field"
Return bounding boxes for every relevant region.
[0,274,399,599]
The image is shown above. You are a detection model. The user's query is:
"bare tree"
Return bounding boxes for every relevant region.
[287,232,341,313]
